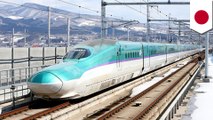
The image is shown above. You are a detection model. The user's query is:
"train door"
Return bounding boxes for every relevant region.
[141,44,144,72]
[148,44,151,67]
[165,45,168,64]
[116,45,122,69]
[142,44,150,72]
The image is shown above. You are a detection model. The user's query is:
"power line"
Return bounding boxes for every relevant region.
[113,0,148,17]
[57,0,99,14]
[57,0,127,20]
[111,0,173,19]
[0,0,127,22]
[137,0,170,18]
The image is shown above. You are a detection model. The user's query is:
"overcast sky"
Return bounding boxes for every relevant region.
[1,0,190,23]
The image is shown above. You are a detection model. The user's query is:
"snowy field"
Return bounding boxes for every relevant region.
[190,54,213,120]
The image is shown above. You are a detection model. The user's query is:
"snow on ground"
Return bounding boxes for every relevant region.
[130,68,179,97]
[130,77,163,97]
[190,54,213,120]
[7,16,23,20]
[78,21,96,27]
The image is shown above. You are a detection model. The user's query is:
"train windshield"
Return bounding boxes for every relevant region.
[63,48,91,60]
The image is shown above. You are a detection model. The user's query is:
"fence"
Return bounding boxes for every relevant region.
[0,66,46,104]
[0,47,70,103]
[0,47,69,69]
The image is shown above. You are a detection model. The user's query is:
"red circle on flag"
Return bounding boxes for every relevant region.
[194,10,209,24]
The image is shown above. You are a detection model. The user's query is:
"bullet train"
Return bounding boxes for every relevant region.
[27,40,201,99]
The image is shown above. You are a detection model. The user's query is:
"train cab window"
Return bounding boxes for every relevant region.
[63,48,91,59]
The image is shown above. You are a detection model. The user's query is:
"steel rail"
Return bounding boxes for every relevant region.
[97,54,201,120]
[133,61,198,119]
[22,102,70,120]
[0,101,70,120]
[0,106,29,119]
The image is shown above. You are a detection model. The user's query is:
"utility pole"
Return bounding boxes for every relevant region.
[127,28,130,41]
[204,32,210,82]
[178,21,181,45]
[101,0,106,39]
[146,0,150,42]
[48,6,51,47]
[112,21,115,39]
[12,28,14,48]
[188,30,191,44]
[67,18,70,47]
[24,29,27,47]
[106,22,108,37]
[168,13,171,43]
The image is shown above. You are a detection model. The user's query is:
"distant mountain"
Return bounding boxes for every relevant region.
[0,3,169,36]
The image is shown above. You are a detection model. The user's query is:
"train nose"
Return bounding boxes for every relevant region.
[27,72,63,95]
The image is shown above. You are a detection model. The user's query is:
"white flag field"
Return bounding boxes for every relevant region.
[190,0,212,34]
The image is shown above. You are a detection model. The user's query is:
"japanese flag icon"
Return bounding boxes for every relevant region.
[190,0,212,34]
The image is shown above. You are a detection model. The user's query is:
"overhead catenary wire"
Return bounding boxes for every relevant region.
[57,0,99,14]
[113,0,149,17]
[0,0,138,28]
[112,0,174,19]
[0,0,123,21]
[57,0,126,20]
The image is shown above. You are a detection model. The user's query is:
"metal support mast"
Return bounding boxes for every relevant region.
[48,6,51,47]
[178,22,181,44]
[101,0,106,39]
[67,18,70,47]
[112,21,115,39]
[12,28,14,48]
[204,32,210,82]
[24,29,27,47]
[168,13,171,43]
[146,0,150,42]
[127,28,130,41]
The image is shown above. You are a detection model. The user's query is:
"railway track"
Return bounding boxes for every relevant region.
[0,100,70,120]
[0,53,204,120]
[96,54,203,120]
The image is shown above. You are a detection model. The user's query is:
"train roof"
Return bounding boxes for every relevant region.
[77,40,199,49]
[78,39,117,47]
